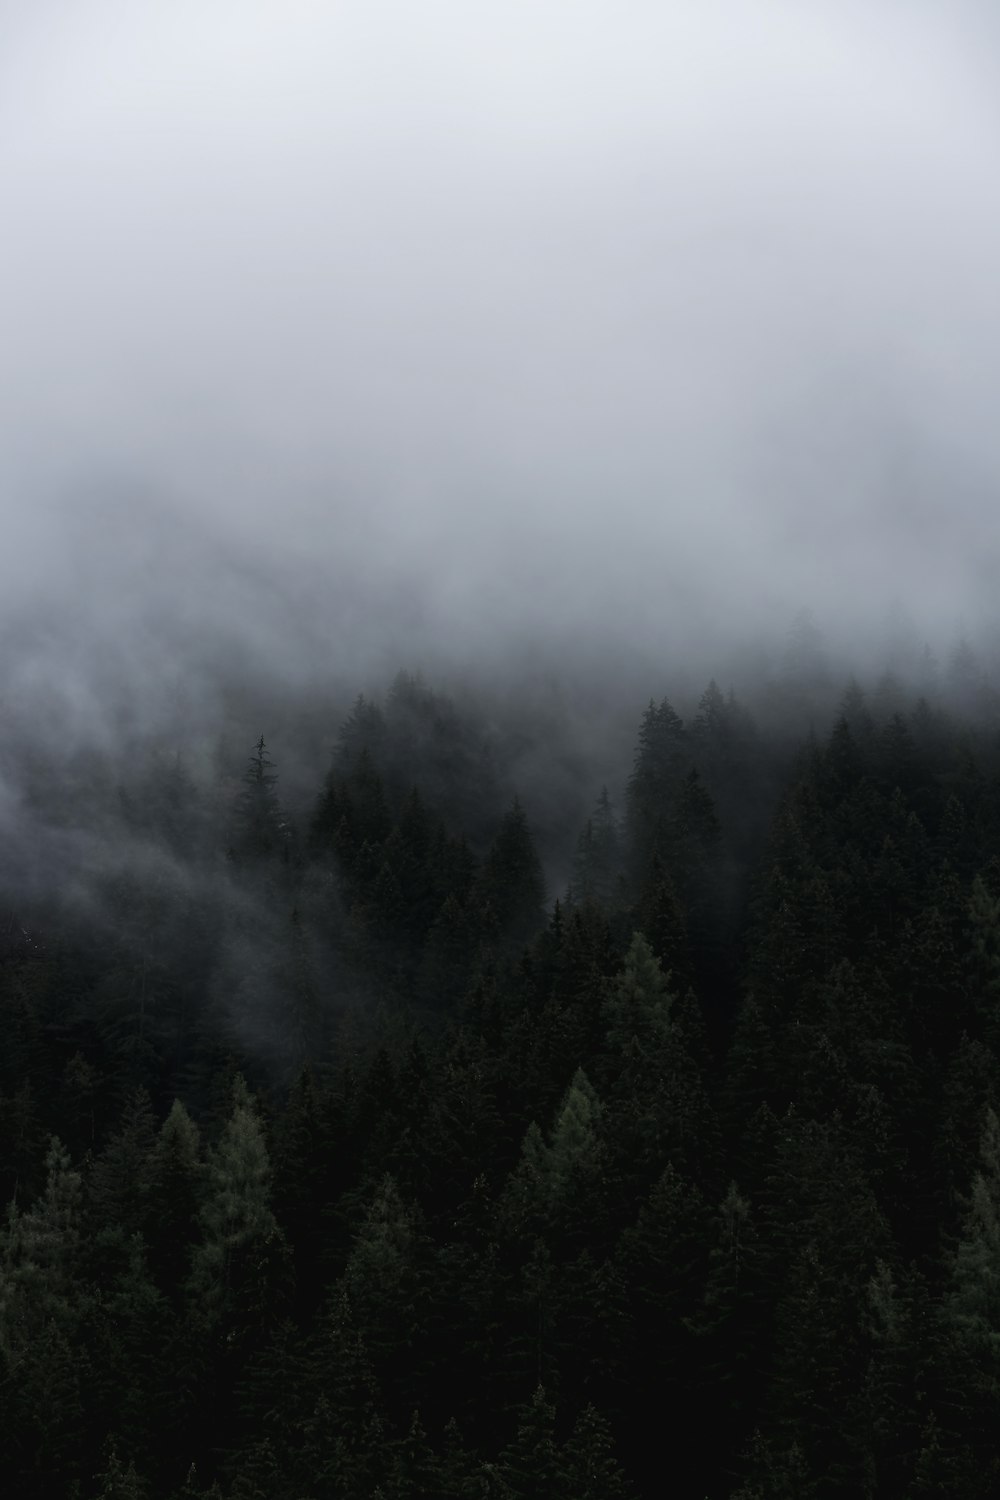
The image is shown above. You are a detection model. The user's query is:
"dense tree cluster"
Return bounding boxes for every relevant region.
[3,653,1000,1496]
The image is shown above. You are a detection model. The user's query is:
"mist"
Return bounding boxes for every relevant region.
[2,0,1000,712]
[9,14,1000,1492]
[2,0,1000,961]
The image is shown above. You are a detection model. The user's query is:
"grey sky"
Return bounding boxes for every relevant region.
[2,0,1000,688]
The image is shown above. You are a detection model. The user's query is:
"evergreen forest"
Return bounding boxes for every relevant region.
[4,642,1000,1499]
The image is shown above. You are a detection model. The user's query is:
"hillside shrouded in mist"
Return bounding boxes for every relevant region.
[4,5,1000,1500]
[3,0,999,948]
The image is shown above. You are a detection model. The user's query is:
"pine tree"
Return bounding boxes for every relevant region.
[501,1121,552,1244]
[625,697,687,883]
[601,930,716,1187]
[147,1098,201,1299]
[948,1106,1000,1346]
[614,1163,707,1484]
[838,679,875,748]
[667,769,724,996]
[968,874,1000,1054]
[419,891,478,1012]
[227,1435,283,1500]
[632,856,691,987]
[941,1104,1000,1493]
[546,1068,603,1215]
[859,1258,926,1498]
[58,1049,100,1157]
[189,1077,291,1344]
[0,1135,84,1348]
[781,607,830,696]
[478,800,546,958]
[272,1066,336,1314]
[85,1224,173,1466]
[0,1246,91,1495]
[232,736,286,860]
[170,1461,210,1500]
[497,1385,558,1499]
[694,1182,759,1353]
[567,789,622,910]
[86,1088,158,1241]
[438,1417,480,1498]
[910,1413,949,1495]
[602,931,673,1054]
[334,694,388,774]
[342,748,393,864]
[342,1174,430,1416]
[762,1112,893,1491]
[298,1287,387,1498]
[558,1404,636,1500]
[386,1409,440,1499]
[729,1430,815,1500]
[276,907,323,1074]
[94,1443,149,1499]
[0,1077,43,1208]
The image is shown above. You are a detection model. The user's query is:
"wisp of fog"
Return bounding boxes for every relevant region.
[1,0,999,730]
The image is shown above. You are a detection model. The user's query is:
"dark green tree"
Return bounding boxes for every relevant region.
[568,788,622,910]
[94,1443,149,1499]
[496,1385,558,1500]
[558,1404,636,1500]
[478,800,547,958]
[625,697,687,883]
[188,1076,291,1370]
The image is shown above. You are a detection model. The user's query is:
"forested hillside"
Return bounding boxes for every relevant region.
[3,655,1000,1498]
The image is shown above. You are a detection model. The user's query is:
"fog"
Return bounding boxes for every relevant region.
[2,0,1000,727]
[4,0,1000,1088]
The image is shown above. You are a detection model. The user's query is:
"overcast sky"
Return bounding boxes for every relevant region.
[2,0,1000,699]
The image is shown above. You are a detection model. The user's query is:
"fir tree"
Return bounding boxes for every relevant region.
[497,1385,558,1500]
[602,930,673,1054]
[567,788,622,910]
[188,1076,291,1347]
[94,1443,149,1500]
[478,800,547,958]
[232,736,286,860]
[558,1404,636,1500]
[625,697,687,883]
[147,1098,201,1298]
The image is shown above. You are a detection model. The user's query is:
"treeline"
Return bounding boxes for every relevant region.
[2,663,1000,1496]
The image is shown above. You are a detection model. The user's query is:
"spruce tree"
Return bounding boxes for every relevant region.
[477,800,546,958]
[232,736,286,860]
[567,788,622,910]
[558,1404,636,1500]
[94,1444,148,1499]
[188,1077,291,1348]
[147,1098,201,1299]
[941,1104,1000,1494]
[601,931,672,1054]
[497,1385,558,1499]
[625,697,687,883]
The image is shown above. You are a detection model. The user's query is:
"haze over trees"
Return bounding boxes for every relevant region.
[1,632,1000,1496]
[4,2,1000,1495]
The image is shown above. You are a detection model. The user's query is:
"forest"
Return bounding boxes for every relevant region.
[3,629,1000,1499]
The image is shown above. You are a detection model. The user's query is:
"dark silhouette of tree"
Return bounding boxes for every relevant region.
[7,659,1000,1496]
[478,800,547,958]
[232,736,286,860]
[625,697,687,884]
[568,788,622,910]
